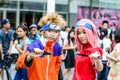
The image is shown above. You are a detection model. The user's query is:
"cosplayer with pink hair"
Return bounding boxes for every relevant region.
[72,19,103,80]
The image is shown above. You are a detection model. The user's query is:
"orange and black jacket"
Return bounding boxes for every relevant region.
[17,40,62,80]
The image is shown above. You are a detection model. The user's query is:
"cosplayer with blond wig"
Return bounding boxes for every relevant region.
[17,13,66,80]
[72,19,103,80]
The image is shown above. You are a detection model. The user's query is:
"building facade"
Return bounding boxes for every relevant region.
[0,0,120,29]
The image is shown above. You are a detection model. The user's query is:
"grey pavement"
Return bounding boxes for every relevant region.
[0,62,74,80]
[61,62,74,80]
[0,45,74,80]
[0,64,16,80]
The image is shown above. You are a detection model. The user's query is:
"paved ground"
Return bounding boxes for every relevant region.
[0,64,16,80]
[61,62,74,80]
[0,45,74,80]
[0,62,74,80]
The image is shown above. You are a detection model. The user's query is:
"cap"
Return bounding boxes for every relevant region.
[42,24,61,31]
[29,24,38,30]
[1,18,9,26]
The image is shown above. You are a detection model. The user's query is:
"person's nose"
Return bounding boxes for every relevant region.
[51,32,55,36]
[80,33,84,38]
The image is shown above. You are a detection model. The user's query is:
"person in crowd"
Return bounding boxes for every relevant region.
[16,13,66,80]
[109,24,117,50]
[0,18,14,80]
[14,25,30,80]
[59,26,71,46]
[106,28,120,80]
[28,24,41,43]
[71,26,75,31]
[98,20,111,38]
[97,29,111,80]
[58,27,68,80]
[62,30,76,80]
[72,19,103,80]
[20,22,27,26]
[65,26,71,32]
[39,28,44,36]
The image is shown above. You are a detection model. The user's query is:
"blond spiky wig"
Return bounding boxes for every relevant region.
[38,13,66,29]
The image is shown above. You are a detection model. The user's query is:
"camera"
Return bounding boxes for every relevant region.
[0,52,18,69]
[0,52,18,80]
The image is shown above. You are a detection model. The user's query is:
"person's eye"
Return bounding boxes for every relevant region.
[83,31,86,34]
[47,30,51,32]
[77,32,80,34]
[56,31,59,33]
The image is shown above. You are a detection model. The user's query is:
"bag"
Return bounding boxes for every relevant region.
[58,67,63,80]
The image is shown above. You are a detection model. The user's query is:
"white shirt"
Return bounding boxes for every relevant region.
[102,38,111,61]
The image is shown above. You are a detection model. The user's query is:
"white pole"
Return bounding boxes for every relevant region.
[47,0,55,13]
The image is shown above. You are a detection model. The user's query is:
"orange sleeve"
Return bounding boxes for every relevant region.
[17,52,30,68]
[56,56,62,72]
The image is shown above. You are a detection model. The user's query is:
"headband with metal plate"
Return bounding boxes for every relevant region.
[75,22,93,31]
[42,24,61,31]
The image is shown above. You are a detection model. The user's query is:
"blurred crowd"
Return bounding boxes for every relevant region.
[0,13,120,80]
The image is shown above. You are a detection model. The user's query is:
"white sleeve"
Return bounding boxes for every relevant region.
[104,39,111,48]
